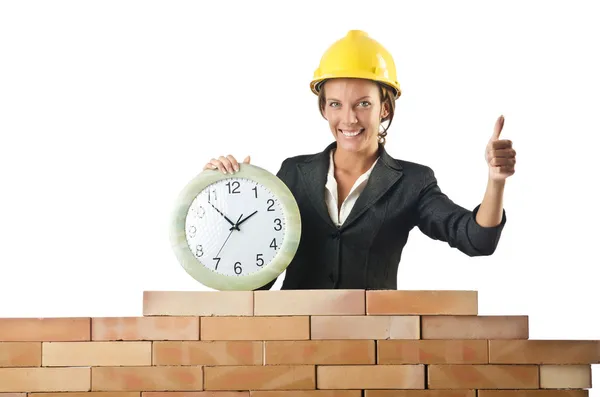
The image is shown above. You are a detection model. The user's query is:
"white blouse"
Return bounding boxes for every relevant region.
[324,149,379,227]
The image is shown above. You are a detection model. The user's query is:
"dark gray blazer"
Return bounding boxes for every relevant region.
[256,141,506,290]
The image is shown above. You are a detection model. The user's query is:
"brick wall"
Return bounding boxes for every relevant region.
[0,289,598,396]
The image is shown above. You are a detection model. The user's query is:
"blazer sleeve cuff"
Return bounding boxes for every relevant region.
[467,203,507,255]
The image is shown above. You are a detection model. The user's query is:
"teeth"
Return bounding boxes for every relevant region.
[341,129,363,137]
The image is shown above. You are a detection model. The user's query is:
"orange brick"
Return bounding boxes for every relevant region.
[264,340,375,364]
[91,366,203,391]
[144,392,249,397]
[31,394,139,397]
[366,290,478,315]
[204,365,315,390]
[0,342,41,367]
[311,315,419,339]
[539,364,592,389]
[252,392,361,397]
[489,340,600,364]
[153,341,262,365]
[317,365,424,389]
[0,367,90,392]
[366,392,476,397]
[143,291,253,316]
[144,393,249,397]
[201,316,309,340]
[428,364,539,389]
[92,316,199,340]
[254,290,364,315]
[42,341,151,366]
[0,318,90,342]
[421,316,528,339]
[377,340,488,364]
[479,391,589,397]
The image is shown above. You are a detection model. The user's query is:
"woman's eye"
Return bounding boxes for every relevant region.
[329,102,340,107]
[359,101,371,107]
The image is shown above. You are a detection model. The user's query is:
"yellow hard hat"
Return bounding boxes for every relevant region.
[310,30,401,99]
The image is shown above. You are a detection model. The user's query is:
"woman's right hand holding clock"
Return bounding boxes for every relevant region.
[204,155,251,174]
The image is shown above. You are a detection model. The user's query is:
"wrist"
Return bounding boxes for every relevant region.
[487,178,506,190]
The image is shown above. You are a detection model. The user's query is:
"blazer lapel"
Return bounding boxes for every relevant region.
[297,142,338,229]
[341,144,404,230]
[297,142,404,231]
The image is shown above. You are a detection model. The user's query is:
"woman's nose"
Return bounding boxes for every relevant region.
[342,107,358,124]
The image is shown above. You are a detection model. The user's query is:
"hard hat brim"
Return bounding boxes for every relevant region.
[310,74,401,100]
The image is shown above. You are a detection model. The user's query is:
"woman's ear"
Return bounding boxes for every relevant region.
[380,102,390,120]
[320,107,327,120]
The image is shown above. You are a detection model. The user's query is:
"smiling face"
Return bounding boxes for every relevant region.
[320,78,389,154]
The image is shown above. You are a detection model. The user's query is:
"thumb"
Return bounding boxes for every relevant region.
[491,115,505,141]
[243,155,251,164]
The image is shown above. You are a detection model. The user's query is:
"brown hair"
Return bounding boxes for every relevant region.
[317,80,397,145]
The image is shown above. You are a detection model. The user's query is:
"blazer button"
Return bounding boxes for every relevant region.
[331,230,341,240]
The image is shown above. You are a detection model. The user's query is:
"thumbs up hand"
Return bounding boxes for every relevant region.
[485,115,516,182]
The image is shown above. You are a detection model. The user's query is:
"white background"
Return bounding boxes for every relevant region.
[1,0,598,393]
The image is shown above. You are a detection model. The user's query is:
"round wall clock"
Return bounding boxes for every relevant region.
[169,163,301,291]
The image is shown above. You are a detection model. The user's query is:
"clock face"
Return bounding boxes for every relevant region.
[184,177,287,277]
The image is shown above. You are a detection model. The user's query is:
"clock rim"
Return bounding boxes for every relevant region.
[169,163,301,291]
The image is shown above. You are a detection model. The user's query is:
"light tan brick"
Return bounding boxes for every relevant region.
[311,315,419,339]
[489,339,600,364]
[317,365,424,389]
[201,316,309,340]
[143,291,253,316]
[204,365,315,390]
[31,394,139,397]
[254,290,364,315]
[92,316,199,340]
[366,290,478,315]
[539,364,592,389]
[0,367,90,392]
[421,316,528,339]
[428,364,539,389]
[42,341,151,366]
[252,392,361,397]
[0,394,27,397]
[265,340,374,364]
[0,342,41,367]
[478,391,589,397]
[91,366,203,391]
[0,318,90,342]
[365,391,476,397]
[144,393,248,397]
[377,340,488,364]
[153,341,262,365]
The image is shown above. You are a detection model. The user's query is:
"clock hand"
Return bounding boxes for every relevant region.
[231,210,258,231]
[208,201,239,231]
[216,213,243,257]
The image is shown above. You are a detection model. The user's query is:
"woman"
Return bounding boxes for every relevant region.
[203,30,516,290]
